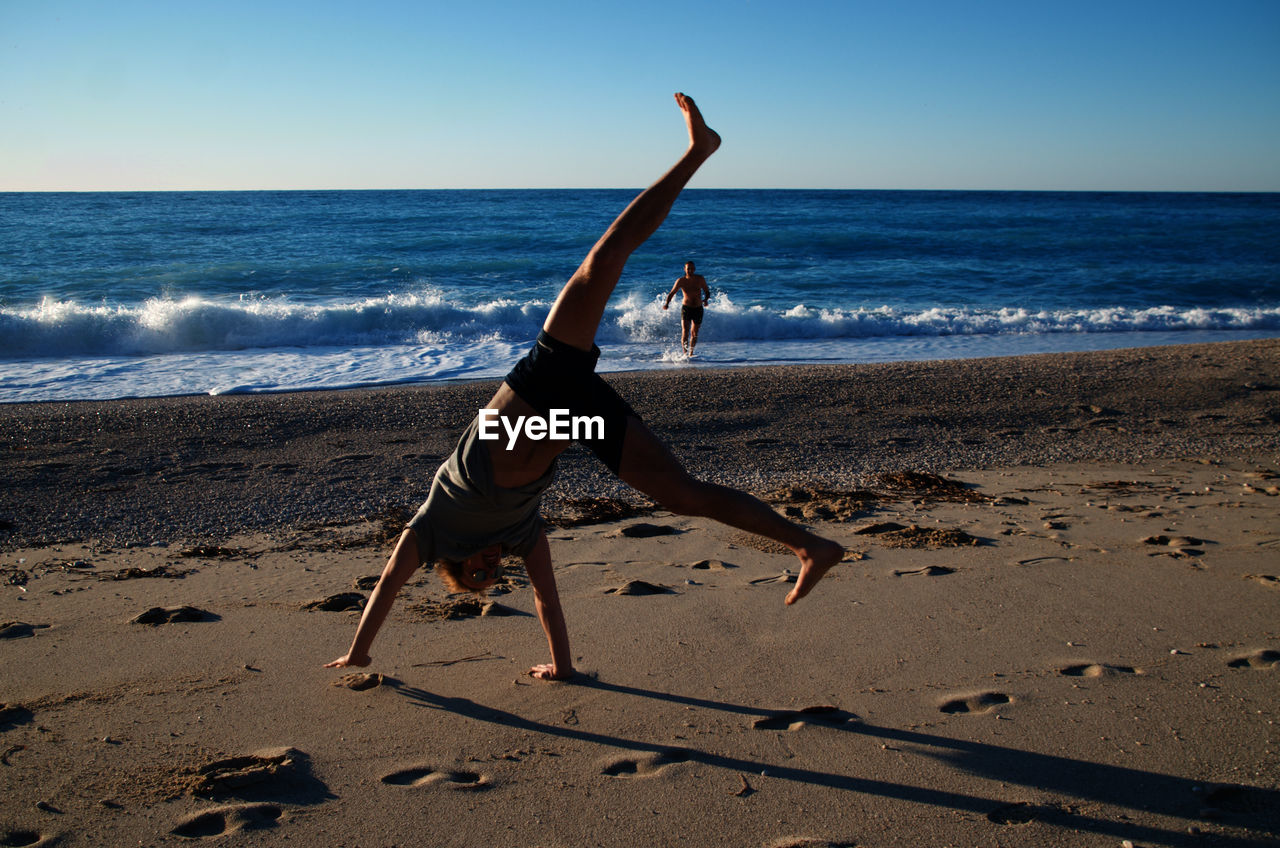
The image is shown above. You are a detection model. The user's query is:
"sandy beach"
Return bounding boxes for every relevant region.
[2,338,1278,847]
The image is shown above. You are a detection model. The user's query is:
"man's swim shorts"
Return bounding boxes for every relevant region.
[681,304,704,325]
[504,331,638,475]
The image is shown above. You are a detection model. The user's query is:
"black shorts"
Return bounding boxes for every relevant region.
[504,331,637,474]
[681,304,704,325]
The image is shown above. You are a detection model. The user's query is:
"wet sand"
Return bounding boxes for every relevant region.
[1,338,1278,847]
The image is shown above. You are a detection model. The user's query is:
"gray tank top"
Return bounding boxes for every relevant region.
[408,416,555,565]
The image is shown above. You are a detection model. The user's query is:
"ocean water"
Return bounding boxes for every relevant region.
[1,190,1278,403]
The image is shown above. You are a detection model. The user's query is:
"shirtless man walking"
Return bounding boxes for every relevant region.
[664,261,711,355]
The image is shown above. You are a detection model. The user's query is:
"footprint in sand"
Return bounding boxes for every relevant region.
[600,748,692,778]
[892,565,956,577]
[604,580,675,596]
[1142,534,1207,548]
[478,601,522,616]
[0,829,58,847]
[129,606,219,626]
[0,621,50,639]
[986,801,1039,825]
[380,765,490,790]
[380,765,436,787]
[1226,649,1279,670]
[854,522,908,536]
[752,706,857,731]
[1244,574,1279,589]
[939,692,1012,715]
[1197,782,1271,819]
[1015,556,1071,567]
[690,559,735,571]
[0,702,34,731]
[1058,663,1142,678]
[766,839,860,848]
[749,571,796,586]
[171,803,283,839]
[616,523,680,538]
[300,592,366,612]
[190,748,303,797]
[331,672,383,691]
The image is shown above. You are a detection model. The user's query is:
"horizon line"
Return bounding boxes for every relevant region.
[4,186,1279,195]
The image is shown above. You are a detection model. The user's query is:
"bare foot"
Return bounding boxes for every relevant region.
[675,92,721,156]
[785,536,844,605]
[529,663,574,681]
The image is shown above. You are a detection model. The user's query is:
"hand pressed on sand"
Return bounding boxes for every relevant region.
[325,652,371,669]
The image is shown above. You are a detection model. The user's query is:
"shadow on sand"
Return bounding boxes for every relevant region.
[394,677,1278,847]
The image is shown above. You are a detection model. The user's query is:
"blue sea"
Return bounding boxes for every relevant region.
[2,190,1278,404]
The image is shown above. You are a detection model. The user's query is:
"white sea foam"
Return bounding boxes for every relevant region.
[4,289,1279,403]
[4,290,1278,361]
[607,292,1280,344]
[2,328,1277,404]
[0,291,548,357]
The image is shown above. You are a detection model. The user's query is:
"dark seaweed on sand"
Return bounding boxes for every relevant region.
[876,471,988,503]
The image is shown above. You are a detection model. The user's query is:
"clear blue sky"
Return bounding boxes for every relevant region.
[3,0,1278,191]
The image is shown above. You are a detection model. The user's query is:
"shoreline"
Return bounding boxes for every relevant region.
[2,337,1278,551]
[5,328,1278,407]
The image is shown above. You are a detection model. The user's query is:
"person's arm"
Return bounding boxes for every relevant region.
[324,529,420,668]
[524,529,573,680]
[663,280,680,309]
[700,278,711,306]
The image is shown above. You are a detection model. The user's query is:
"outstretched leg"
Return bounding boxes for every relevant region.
[543,93,720,353]
[618,417,844,604]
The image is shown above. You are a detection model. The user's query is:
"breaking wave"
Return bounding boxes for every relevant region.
[4,290,1277,359]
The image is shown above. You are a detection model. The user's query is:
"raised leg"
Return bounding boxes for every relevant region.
[543,93,720,353]
[617,418,844,604]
